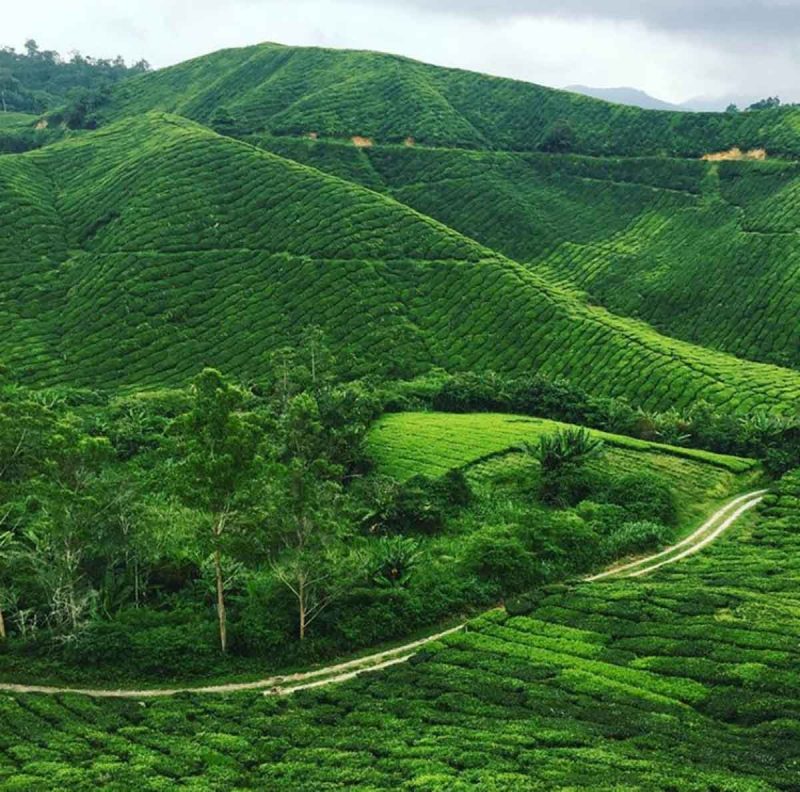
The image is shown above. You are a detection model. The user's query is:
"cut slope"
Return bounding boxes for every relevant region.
[104,42,800,157]
[2,114,800,414]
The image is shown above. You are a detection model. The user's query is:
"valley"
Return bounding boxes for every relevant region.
[0,38,798,791]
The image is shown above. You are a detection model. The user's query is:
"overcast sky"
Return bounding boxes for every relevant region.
[4,0,800,104]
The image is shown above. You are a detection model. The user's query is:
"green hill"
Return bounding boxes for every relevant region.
[248,136,800,369]
[2,113,799,413]
[103,42,800,157]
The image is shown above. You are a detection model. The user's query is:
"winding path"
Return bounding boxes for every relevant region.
[0,490,766,699]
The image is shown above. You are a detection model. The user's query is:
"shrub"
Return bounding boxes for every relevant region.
[604,472,678,525]
[462,526,541,594]
[370,536,422,588]
[601,520,671,558]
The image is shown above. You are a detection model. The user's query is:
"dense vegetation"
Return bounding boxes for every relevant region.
[99,42,800,158]
[3,349,762,685]
[1,470,796,789]
[0,39,149,115]
[1,37,799,790]
[2,113,800,417]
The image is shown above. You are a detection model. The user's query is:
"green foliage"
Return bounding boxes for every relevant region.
[463,525,540,593]
[369,536,421,588]
[602,471,678,525]
[101,42,800,158]
[538,119,576,153]
[0,40,148,114]
[600,520,671,558]
[747,96,781,111]
[528,427,605,472]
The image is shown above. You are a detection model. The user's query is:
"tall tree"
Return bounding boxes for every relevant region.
[173,369,263,653]
[270,392,361,639]
[0,531,11,639]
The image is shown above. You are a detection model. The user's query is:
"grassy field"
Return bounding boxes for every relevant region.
[1,473,795,790]
[367,411,760,533]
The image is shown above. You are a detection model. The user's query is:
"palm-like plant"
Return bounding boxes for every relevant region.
[371,536,422,588]
[524,427,605,472]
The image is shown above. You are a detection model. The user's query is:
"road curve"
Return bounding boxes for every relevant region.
[0,490,766,699]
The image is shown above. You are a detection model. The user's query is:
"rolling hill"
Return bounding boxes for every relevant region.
[101,42,800,157]
[1,113,800,413]
[249,134,800,369]
[2,38,800,792]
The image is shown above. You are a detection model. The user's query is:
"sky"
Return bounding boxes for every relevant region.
[4,0,800,104]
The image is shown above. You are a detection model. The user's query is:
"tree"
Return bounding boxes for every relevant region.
[0,531,12,639]
[539,120,576,153]
[521,427,605,506]
[173,369,264,652]
[270,392,360,639]
[726,103,739,113]
[0,69,20,113]
[528,427,605,472]
[747,96,781,111]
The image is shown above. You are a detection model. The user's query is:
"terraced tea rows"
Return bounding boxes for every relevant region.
[2,114,799,413]
[366,412,755,479]
[255,140,800,368]
[2,473,797,790]
[103,42,800,157]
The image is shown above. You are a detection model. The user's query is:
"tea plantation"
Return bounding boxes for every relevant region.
[2,38,800,791]
[1,472,796,790]
[250,137,800,369]
[1,113,800,415]
[102,42,800,158]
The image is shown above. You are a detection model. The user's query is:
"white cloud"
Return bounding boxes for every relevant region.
[3,0,798,104]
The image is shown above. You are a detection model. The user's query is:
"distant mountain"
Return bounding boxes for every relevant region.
[564,85,685,111]
[679,93,762,112]
[565,85,766,114]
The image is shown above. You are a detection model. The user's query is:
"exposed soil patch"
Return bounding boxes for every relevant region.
[702,147,766,162]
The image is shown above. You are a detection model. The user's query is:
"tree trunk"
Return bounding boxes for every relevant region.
[0,605,6,640]
[214,547,227,653]
[298,577,306,641]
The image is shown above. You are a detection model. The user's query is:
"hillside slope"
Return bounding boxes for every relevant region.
[251,136,800,368]
[3,472,798,789]
[2,114,800,412]
[103,42,800,157]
